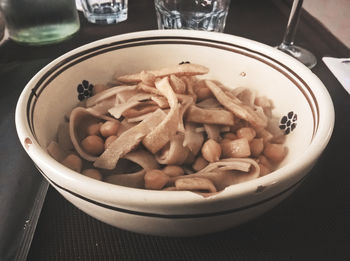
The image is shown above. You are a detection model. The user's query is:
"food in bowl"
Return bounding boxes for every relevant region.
[15,30,334,236]
[47,62,288,195]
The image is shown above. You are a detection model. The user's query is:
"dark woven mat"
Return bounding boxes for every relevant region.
[27,155,350,261]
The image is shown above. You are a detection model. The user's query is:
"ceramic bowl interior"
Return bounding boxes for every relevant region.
[32,36,317,167]
[16,30,334,235]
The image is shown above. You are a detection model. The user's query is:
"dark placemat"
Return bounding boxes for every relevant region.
[28,161,350,261]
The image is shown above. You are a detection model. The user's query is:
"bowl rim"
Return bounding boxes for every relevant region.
[15,29,335,214]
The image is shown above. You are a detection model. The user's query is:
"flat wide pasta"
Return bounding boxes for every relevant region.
[48,63,287,196]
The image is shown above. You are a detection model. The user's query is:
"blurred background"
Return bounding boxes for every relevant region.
[303,0,350,49]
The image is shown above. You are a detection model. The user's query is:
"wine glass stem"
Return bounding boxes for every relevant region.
[282,0,304,46]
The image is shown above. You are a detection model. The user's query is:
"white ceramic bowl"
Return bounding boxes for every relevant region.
[15,30,334,236]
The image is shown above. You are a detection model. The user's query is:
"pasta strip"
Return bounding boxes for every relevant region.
[94,109,166,169]
[171,158,260,191]
[56,63,288,193]
[117,63,209,83]
[142,77,180,154]
[185,105,234,126]
[86,85,137,107]
[183,122,204,156]
[155,133,190,165]
[205,80,268,128]
[175,177,217,193]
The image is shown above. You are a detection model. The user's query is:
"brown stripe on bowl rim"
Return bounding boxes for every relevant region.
[26,36,319,142]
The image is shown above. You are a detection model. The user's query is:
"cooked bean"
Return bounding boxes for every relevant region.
[47,141,67,162]
[221,138,251,158]
[81,135,105,156]
[82,169,102,180]
[256,128,273,144]
[104,135,118,149]
[163,165,184,177]
[250,138,264,157]
[100,120,120,137]
[162,186,177,191]
[229,118,248,132]
[223,132,237,140]
[184,151,196,165]
[196,86,212,101]
[257,155,273,169]
[236,127,256,142]
[192,156,209,171]
[272,134,286,144]
[144,169,170,190]
[194,80,212,101]
[201,139,222,163]
[258,164,270,177]
[57,122,73,151]
[53,64,290,193]
[86,122,102,136]
[263,143,287,162]
[61,154,82,172]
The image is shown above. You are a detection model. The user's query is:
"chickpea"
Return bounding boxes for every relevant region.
[184,151,196,165]
[61,154,82,173]
[250,138,264,157]
[82,169,102,180]
[221,138,251,158]
[272,134,286,144]
[236,127,256,142]
[162,187,177,191]
[104,135,118,149]
[47,141,66,162]
[256,128,273,144]
[86,122,102,136]
[257,155,273,169]
[223,132,237,140]
[163,165,184,177]
[81,135,105,156]
[144,169,170,190]
[194,80,212,101]
[230,119,247,132]
[263,143,287,162]
[201,139,222,163]
[192,156,209,171]
[258,164,270,177]
[196,86,212,101]
[100,120,120,137]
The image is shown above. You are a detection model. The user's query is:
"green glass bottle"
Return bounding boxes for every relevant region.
[0,0,80,45]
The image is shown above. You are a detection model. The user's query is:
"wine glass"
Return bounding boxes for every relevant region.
[277,0,317,69]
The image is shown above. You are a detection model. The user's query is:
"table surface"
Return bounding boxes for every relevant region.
[1,0,350,260]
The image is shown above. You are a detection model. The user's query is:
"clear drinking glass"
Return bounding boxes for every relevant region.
[154,0,231,32]
[277,0,317,69]
[0,11,5,42]
[80,0,128,24]
[0,0,80,45]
